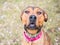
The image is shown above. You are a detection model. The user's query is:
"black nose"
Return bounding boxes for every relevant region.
[29,15,36,23]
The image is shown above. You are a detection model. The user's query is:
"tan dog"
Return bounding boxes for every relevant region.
[21,6,51,45]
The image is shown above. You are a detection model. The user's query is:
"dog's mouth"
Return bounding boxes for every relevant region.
[28,23,37,30]
[24,22,39,30]
[24,23,42,34]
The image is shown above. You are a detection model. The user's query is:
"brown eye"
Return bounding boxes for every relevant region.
[25,11,30,14]
[37,11,42,15]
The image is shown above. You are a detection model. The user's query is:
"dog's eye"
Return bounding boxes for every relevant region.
[37,11,42,15]
[25,11,30,14]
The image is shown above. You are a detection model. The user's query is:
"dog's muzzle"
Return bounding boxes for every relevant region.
[29,15,36,23]
[24,15,42,33]
[28,15,36,30]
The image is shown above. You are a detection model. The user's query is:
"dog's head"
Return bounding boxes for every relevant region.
[21,6,48,34]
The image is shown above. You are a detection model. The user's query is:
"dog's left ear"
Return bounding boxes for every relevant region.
[43,11,48,22]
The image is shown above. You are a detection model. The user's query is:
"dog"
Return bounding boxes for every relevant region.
[21,6,52,45]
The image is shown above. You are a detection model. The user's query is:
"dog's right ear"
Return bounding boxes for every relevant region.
[20,13,22,21]
[20,10,24,21]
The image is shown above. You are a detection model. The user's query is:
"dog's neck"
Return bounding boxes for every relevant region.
[23,29,43,42]
[25,31,40,37]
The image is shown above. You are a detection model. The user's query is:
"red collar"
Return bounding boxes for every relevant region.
[23,31,42,42]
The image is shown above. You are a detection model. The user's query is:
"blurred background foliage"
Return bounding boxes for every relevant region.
[0,0,60,45]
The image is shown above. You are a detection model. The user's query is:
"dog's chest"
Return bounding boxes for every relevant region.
[22,32,44,45]
[31,34,44,45]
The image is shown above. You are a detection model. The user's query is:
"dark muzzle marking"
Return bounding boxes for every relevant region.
[24,15,42,33]
[29,15,36,24]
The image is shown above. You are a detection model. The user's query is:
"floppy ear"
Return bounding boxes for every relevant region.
[20,10,24,21]
[43,11,48,22]
[20,13,22,21]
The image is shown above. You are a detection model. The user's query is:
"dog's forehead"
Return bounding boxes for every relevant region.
[25,7,42,11]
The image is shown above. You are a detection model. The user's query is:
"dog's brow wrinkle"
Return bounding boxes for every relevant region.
[31,7,35,10]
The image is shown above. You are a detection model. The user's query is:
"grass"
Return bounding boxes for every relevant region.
[0,0,60,45]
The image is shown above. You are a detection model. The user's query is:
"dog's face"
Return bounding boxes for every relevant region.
[21,6,48,34]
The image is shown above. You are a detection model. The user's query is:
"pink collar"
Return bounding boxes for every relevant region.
[23,31,42,42]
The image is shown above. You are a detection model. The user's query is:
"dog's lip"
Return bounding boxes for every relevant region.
[29,23,36,26]
[27,23,37,29]
[29,24,35,27]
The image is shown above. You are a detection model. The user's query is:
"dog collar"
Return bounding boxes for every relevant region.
[23,31,42,42]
